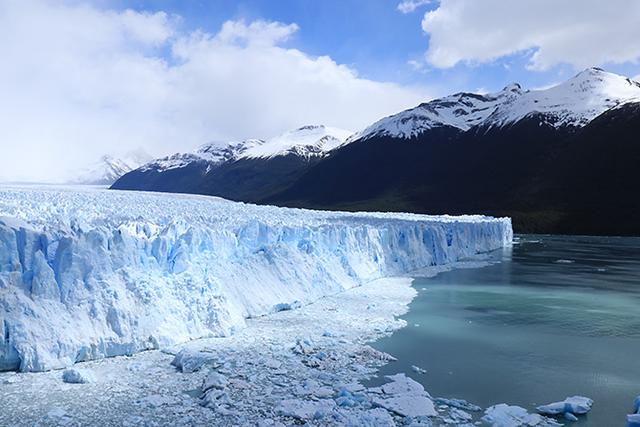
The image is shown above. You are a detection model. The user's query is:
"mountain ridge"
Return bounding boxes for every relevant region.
[112,68,640,235]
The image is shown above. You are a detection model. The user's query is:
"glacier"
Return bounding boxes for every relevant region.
[0,185,511,372]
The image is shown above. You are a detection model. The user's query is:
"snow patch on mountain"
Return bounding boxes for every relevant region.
[140,139,264,173]
[352,68,640,141]
[242,125,353,159]
[0,185,511,372]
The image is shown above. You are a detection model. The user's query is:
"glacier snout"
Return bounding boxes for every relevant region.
[0,187,512,372]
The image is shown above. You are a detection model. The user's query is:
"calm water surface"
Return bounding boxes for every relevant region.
[370,235,640,425]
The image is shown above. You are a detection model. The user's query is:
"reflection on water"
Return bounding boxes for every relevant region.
[370,235,640,425]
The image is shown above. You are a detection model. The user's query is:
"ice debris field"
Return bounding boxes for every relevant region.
[0,186,512,373]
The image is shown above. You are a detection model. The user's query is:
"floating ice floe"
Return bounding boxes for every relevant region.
[372,373,437,417]
[536,395,593,415]
[434,397,482,412]
[627,395,640,427]
[482,404,562,426]
[411,365,427,374]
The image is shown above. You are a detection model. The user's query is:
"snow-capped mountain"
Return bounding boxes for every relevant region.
[139,125,353,173]
[112,125,353,200]
[73,150,153,185]
[352,68,640,141]
[242,125,353,159]
[265,69,640,235]
[486,67,640,128]
[140,140,264,173]
[112,69,640,235]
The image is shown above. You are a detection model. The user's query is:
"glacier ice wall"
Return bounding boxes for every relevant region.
[0,186,512,372]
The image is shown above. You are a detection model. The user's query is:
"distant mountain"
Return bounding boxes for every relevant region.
[111,125,353,200]
[74,150,153,185]
[266,68,640,235]
[112,68,640,235]
[350,67,640,141]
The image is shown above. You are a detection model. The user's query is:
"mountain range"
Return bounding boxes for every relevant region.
[111,68,640,235]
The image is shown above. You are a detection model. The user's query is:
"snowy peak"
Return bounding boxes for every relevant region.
[350,85,522,141]
[352,68,640,141]
[140,125,353,173]
[487,67,640,128]
[502,83,523,93]
[140,139,265,172]
[243,125,353,159]
[197,139,265,163]
[73,150,152,185]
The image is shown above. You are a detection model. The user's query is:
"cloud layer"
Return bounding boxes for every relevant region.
[422,0,640,70]
[397,0,432,14]
[0,1,428,182]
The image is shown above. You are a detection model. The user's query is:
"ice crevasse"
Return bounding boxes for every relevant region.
[0,186,512,372]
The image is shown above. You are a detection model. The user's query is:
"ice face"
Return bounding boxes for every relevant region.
[0,186,512,372]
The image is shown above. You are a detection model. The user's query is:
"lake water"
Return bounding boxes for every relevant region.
[370,235,640,425]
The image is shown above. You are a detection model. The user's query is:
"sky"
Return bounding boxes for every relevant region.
[2,0,640,182]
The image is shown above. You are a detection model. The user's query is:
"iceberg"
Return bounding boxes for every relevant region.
[536,395,593,415]
[627,395,640,427]
[0,186,512,372]
[482,404,562,427]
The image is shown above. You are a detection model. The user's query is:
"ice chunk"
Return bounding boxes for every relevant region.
[62,368,94,384]
[373,373,436,417]
[171,349,217,373]
[627,396,640,427]
[628,413,640,427]
[275,398,336,420]
[536,395,593,415]
[434,397,482,412]
[341,408,395,426]
[273,301,302,312]
[564,412,578,422]
[292,337,315,355]
[482,404,562,427]
[411,365,427,374]
[202,371,228,391]
[450,407,473,422]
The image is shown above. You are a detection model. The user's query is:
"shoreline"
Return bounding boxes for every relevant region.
[0,255,565,427]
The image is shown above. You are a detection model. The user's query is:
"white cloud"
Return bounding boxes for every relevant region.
[0,1,430,183]
[407,59,426,71]
[397,0,432,14]
[421,0,640,70]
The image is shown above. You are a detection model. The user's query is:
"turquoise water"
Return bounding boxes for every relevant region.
[370,235,640,425]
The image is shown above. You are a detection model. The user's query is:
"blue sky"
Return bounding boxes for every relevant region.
[106,0,435,83]
[99,0,640,95]
[2,0,640,181]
